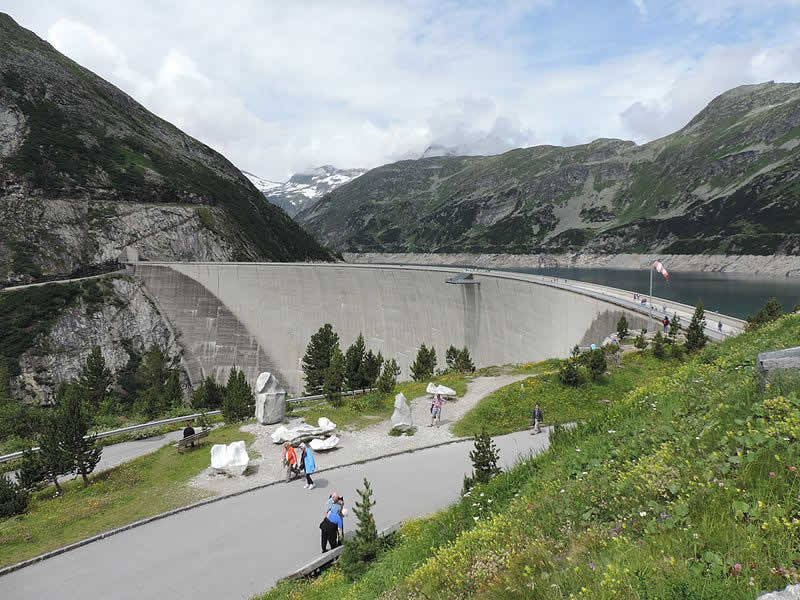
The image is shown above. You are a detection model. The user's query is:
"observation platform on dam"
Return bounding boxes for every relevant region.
[130,261,745,394]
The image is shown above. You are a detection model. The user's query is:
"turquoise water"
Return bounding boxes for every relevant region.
[497,267,800,320]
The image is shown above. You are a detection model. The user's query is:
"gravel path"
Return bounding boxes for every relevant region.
[189,374,527,495]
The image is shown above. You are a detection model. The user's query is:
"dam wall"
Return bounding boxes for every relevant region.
[135,263,647,394]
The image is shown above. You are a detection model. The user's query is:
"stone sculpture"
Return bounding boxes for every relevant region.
[426,383,457,396]
[271,417,337,444]
[210,440,249,476]
[391,393,413,431]
[254,372,287,425]
[309,435,340,451]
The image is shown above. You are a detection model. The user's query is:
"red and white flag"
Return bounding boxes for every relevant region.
[653,260,669,281]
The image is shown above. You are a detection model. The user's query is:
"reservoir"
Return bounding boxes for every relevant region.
[496,267,800,320]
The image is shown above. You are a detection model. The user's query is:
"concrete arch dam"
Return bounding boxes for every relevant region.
[134,263,647,394]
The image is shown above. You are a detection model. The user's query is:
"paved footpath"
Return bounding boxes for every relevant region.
[1,429,552,600]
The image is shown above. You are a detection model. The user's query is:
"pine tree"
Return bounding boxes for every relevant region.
[222,368,253,423]
[344,334,367,390]
[558,359,582,387]
[78,346,113,414]
[37,413,70,496]
[616,315,629,341]
[455,347,475,372]
[0,359,11,405]
[445,345,459,371]
[134,346,169,419]
[17,447,48,492]
[588,348,607,380]
[60,383,102,486]
[746,297,784,329]
[410,343,436,380]
[302,324,340,395]
[685,300,708,353]
[652,330,666,358]
[463,428,501,492]
[668,315,681,344]
[163,370,183,409]
[377,358,400,394]
[634,328,648,350]
[324,347,345,407]
[0,473,29,518]
[340,478,380,581]
[191,375,223,409]
[363,350,383,387]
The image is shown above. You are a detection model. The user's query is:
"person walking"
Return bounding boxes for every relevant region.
[282,442,298,482]
[429,394,444,427]
[320,501,344,552]
[299,442,316,489]
[531,403,543,434]
[718,320,723,334]
[662,316,669,333]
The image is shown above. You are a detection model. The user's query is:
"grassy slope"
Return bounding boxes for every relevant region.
[0,424,252,568]
[292,375,468,431]
[259,314,800,600]
[453,352,681,437]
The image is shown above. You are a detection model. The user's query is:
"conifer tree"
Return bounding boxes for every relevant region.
[0,473,28,518]
[668,314,681,344]
[410,343,436,380]
[0,359,11,405]
[344,334,367,390]
[616,315,629,341]
[558,359,582,387]
[134,345,169,419]
[61,383,102,486]
[463,428,501,492]
[685,300,708,352]
[340,478,380,581]
[17,447,48,492]
[652,330,666,359]
[455,346,475,372]
[37,413,70,496]
[222,368,253,423]
[363,350,383,387]
[634,328,648,350]
[445,345,459,371]
[302,324,340,394]
[164,370,183,409]
[588,348,607,379]
[191,375,224,409]
[78,346,112,414]
[324,347,345,406]
[377,358,400,394]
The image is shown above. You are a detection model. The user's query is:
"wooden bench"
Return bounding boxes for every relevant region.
[174,429,210,452]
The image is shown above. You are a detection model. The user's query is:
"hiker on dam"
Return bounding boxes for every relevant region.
[531,403,543,434]
[282,442,298,482]
[299,442,316,489]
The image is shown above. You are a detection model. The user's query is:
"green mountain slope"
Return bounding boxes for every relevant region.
[0,13,331,283]
[299,82,800,256]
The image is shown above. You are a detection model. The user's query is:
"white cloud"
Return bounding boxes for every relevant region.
[1,1,798,179]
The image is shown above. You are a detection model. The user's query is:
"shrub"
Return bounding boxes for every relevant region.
[558,359,582,387]
[377,359,400,394]
[222,368,253,422]
[463,428,501,493]
[323,347,345,407]
[616,315,629,341]
[0,473,29,518]
[685,300,708,352]
[340,478,380,581]
[652,330,666,359]
[747,297,784,329]
[301,324,340,395]
[587,349,607,380]
[410,343,436,381]
[634,329,648,350]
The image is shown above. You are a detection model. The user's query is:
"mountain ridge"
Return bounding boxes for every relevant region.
[299,81,800,257]
[0,12,332,283]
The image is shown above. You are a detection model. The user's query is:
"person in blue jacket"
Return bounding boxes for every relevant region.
[299,442,316,490]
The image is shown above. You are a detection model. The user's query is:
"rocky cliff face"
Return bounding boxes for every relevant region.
[0,13,331,285]
[299,82,800,257]
[12,276,180,404]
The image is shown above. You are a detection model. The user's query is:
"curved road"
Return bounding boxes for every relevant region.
[1,429,551,600]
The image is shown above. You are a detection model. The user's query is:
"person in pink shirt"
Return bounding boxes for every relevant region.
[429,394,444,428]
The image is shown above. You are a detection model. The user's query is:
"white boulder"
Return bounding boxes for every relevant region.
[270,417,337,444]
[210,440,249,476]
[391,393,413,431]
[309,435,340,451]
[426,383,457,396]
[254,372,286,425]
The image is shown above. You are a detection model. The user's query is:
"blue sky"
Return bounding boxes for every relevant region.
[4,0,800,179]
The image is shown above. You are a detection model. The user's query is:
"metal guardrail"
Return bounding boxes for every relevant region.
[0,388,376,464]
